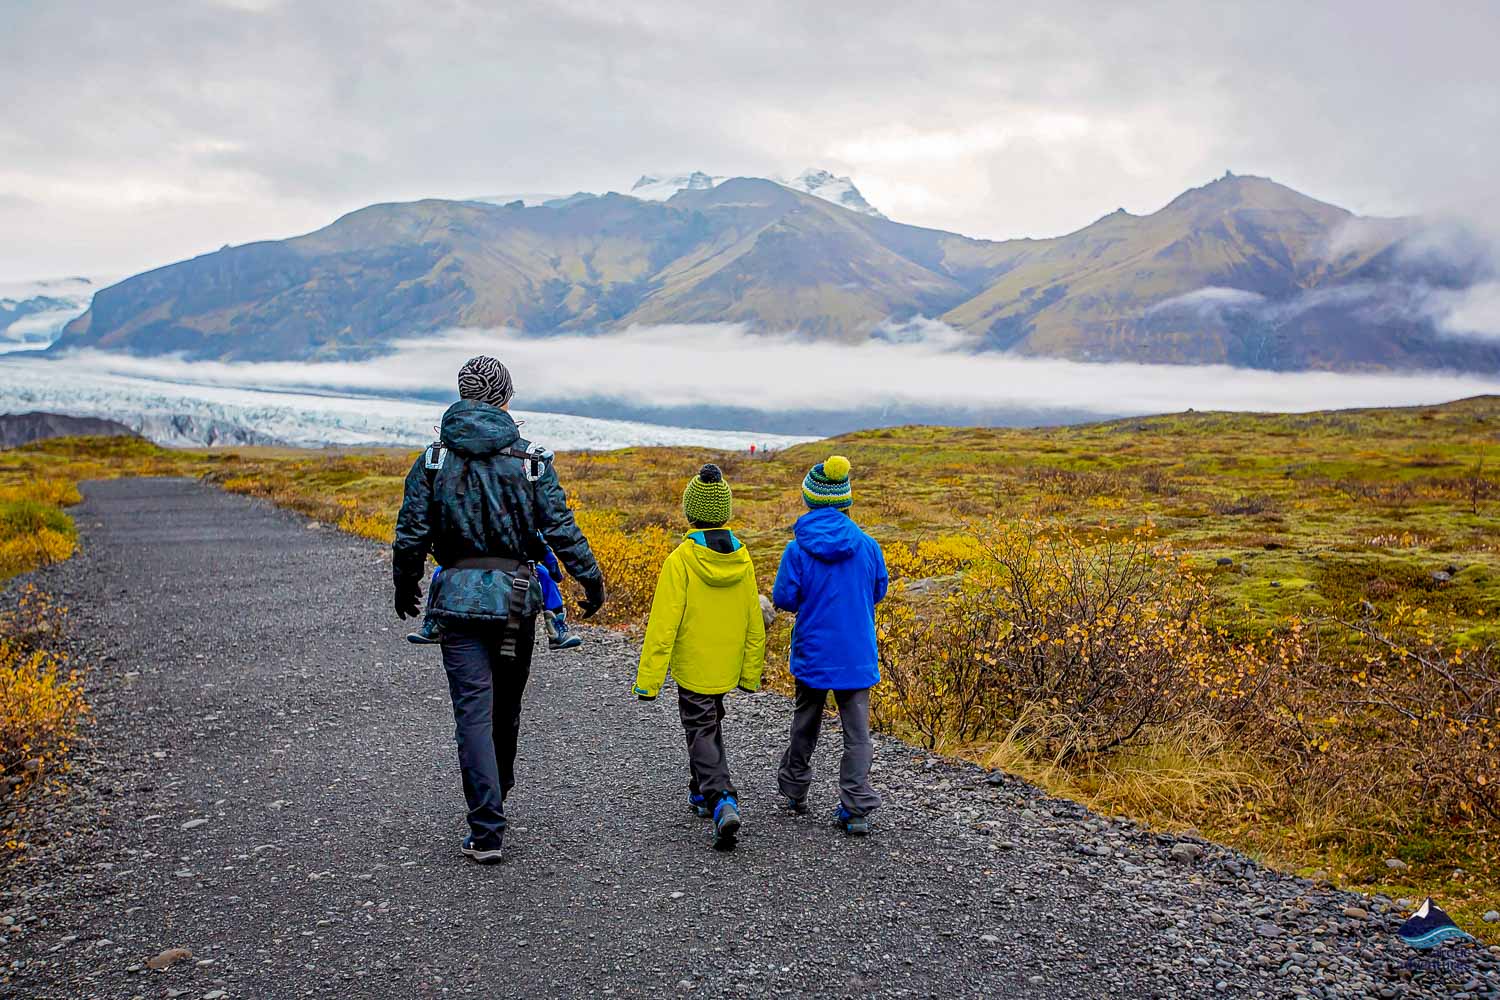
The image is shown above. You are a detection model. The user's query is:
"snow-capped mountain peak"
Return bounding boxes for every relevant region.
[619,168,884,217]
[781,168,886,219]
[628,171,722,201]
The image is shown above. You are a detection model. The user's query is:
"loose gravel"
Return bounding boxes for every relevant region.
[1,477,1497,999]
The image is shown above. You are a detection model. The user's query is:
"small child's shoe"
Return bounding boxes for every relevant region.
[406,618,443,645]
[780,795,808,815]
[545,610,583,650]
[833,805,871,836]
[688,792,711,818]
[712,796,741,849]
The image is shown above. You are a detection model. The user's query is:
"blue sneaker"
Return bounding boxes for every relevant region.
[780,795,807,815]
[460,834,503,864]
[406,617,443,644]
[545,610,583,651]
[834,805,871,836]
[688,792,711,818]
[712,796,741,849]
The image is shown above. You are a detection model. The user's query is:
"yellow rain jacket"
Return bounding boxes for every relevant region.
[634,531,766,698]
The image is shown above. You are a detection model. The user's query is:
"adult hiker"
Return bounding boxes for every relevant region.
[392,355,605,863]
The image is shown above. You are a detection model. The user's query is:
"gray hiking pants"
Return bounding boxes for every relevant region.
[777,682,881,816]
[677,688,737,805]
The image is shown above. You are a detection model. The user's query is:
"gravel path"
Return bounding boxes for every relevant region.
[2,477,1497,999]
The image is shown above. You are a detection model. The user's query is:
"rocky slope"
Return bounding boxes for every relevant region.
[0,411,138,449]
[50,174,1500,372]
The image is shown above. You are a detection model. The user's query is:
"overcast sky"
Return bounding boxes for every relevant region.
[4,0,1498,279]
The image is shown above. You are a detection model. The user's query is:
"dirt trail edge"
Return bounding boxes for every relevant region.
[3,478,1497,999]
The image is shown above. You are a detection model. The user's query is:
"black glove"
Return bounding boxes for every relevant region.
[395,582,422,620]
[737,685,757,694]
[578,577,606,619]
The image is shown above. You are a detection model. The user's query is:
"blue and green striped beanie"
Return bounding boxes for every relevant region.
[802,455,852,509]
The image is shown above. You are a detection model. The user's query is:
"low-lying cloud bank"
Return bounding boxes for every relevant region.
[0,353,812,450]
[36,323,1500,436]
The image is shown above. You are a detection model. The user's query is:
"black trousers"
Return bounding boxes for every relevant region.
[677,688,737,806]
[439,616,536,847]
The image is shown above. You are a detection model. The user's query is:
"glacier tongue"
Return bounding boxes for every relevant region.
[0,356,812,451]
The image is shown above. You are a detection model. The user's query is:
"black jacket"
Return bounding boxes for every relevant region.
[393,400,600,622]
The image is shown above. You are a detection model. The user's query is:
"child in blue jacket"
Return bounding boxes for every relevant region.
[772,454,888,835]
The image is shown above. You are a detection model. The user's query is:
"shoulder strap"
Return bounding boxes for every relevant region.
[500,443,551,483]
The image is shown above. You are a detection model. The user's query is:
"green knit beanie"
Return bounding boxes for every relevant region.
[683,463,733,526]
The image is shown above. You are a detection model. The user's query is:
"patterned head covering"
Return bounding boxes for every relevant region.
[456,356,515,408]
[802,455,852,509]
[682,464,733,526]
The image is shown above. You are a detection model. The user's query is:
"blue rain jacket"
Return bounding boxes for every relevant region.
[771,508,888,690]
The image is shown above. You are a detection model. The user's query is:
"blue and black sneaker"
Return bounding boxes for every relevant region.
[780,795,808,815]
[406,617,443,645]
[1397,898,1472,949]
[545,610,583,651]
[460,833,504,865]
[688,792,711,818]
[712,796,741,849]
[833,805,871,836]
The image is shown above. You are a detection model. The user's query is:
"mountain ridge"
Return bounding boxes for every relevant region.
[51,172,1500,372]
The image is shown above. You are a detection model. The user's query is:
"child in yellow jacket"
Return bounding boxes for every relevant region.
[633,463,765,849]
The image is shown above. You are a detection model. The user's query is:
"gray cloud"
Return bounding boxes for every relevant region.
[4,1,1499,279]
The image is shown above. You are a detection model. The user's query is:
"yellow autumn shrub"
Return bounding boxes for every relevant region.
[0,499,79,580]
[336,498,397,542]
[571,509,678,624]
[874,519,1219,755]
[883,533,986,581]
[0,588,86,803]
[0,478,81,507]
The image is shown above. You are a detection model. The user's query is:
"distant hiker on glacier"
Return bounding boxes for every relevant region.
[772,455,888,836]
[633,463,766,850]
[392,355,605,864]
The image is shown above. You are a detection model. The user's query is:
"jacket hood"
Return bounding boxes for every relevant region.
[441,399,521,457]
[678,534,754,588]
[793,507,861,563]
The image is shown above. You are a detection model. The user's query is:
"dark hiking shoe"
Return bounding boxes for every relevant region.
[689,792,711,818]
[461,834,504,864]
[712,796,741,849]
[780,795,808,815]
[834,805,871,836]
[545,610,583,650]
[406,618,443,645]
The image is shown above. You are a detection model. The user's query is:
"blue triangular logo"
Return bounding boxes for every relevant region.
[1397,897,1473,950]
